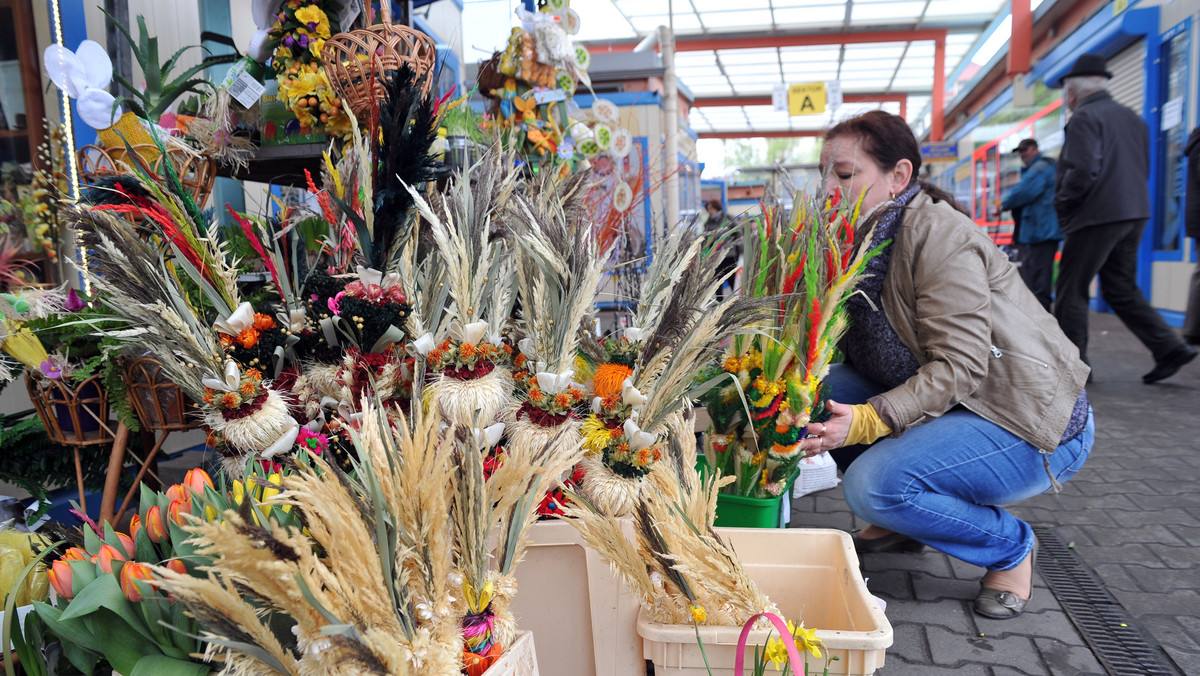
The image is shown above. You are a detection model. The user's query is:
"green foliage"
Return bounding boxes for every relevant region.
[23,298,139,431]
[439,98,490,144]
[101,9,239,123]
[0,410,111,521]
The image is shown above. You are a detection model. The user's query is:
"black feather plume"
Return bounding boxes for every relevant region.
[371,63,444,269]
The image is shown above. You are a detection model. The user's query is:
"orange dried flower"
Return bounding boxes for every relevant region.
[513,353,526,368]
[593,363,633,400]
[236,327,260,348]
[220,392,242,408]
[554,392,570,409]
[244,367,263,381]
[240,380,257,396]
[253,313,276,331]
[460,342,477,359]
[203,388,216,404]
[528,387,544,403]
[219,333,233,347]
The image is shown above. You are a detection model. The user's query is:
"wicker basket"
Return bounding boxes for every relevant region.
[320,2,436,119]
[26,372,113,447]
[124,357,200,433]
[77,143,217,210]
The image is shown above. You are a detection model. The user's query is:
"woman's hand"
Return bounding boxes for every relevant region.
[800,400,854,456]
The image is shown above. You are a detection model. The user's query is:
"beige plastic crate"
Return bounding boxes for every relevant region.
[638,528,891,676]
[483,630,539,675]
[511,518,645,676]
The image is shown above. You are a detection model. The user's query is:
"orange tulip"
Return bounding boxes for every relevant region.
[145,505,168,543]
[60,546,88,561]
[47,560,74,599]
[168,498,191,527]
[116,532,135,559]
[97,543,126,574]
[129,514,142,541]
[184,468,214,496]
[119,561,155,603]
[164,559,187,576]
[165,484,187,503]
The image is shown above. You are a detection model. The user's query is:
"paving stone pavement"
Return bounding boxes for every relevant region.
[789,312,1200,675]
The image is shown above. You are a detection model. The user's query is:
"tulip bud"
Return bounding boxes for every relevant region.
[184,468,214,497]
[119,561,155,603]
[97,544,126,574]
[145,505,168,543]
[165,559,187,576]
[116,532,136,559]
[168,498,191,527]
[129,514,142,541]
[231,480,245,506]
[60,546,88,562]
[165,484,187,503]
[47,560,74,599]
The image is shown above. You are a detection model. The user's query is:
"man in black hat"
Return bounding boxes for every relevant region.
[1001,138,1060,310]
[1054,52,1197,383]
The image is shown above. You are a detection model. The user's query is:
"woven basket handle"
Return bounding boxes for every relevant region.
[378,0,391,25]
[734,612,807,676]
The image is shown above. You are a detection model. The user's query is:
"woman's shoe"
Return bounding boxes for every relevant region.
[974,538,1037,620]
[852,530,926,554]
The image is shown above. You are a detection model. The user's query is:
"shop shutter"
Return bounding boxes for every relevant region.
[1107,40,1145,115]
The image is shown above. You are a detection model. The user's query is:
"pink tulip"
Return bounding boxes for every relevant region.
[47,560,74,599]
[97,544,126,574]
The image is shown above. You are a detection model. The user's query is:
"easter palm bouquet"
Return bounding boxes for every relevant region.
[699,189,885,498]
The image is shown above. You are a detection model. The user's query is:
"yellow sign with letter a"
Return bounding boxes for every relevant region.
[787,82,827,116]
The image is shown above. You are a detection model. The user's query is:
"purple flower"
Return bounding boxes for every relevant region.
[65,288,86,312]
[307,21,318,31]
[284,34,295,48]
[39,359,62,380]
[298,34,310,49]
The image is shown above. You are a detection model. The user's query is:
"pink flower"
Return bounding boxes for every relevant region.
[328,291,344,316]
[344,281,365,297]
[364,284,384,302]
[388,286,407,304]
[65,288,86,312]
[297,428,329,455]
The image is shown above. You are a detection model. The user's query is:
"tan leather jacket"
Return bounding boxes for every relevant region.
[867,191,1090,452]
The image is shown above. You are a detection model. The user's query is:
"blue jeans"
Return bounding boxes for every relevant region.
[826,364,1094,571]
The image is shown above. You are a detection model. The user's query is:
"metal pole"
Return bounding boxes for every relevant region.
[660,24,679,236]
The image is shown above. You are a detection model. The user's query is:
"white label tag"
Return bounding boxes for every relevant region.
[228,70,266,109]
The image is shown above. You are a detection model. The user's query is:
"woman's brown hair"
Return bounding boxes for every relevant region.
[824,110,966,214]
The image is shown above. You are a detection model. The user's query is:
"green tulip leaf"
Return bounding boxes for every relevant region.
[83,610,160,675]
[57,575,157,646]
[129,654,212,676]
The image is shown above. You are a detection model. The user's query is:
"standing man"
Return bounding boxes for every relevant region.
[1053,53,1197,382]
[1002,138,1060,310]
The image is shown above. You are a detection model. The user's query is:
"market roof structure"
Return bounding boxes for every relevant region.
[576,0,1044,139]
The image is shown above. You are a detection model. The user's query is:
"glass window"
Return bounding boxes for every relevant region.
[1157,30,1190,251]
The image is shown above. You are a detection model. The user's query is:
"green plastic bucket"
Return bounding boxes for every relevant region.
[715,492,786,528]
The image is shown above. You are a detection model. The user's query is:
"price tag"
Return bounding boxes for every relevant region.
[228,70,266,109]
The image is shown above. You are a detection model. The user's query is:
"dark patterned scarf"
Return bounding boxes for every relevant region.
[841,183,923,389]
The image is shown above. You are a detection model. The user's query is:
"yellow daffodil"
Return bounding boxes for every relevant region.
[294,5,331,38]
[308,37,326,59]
[689,604,707,623]
[793,623,822,659]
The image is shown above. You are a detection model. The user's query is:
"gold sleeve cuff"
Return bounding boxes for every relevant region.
[845,403,893,446]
